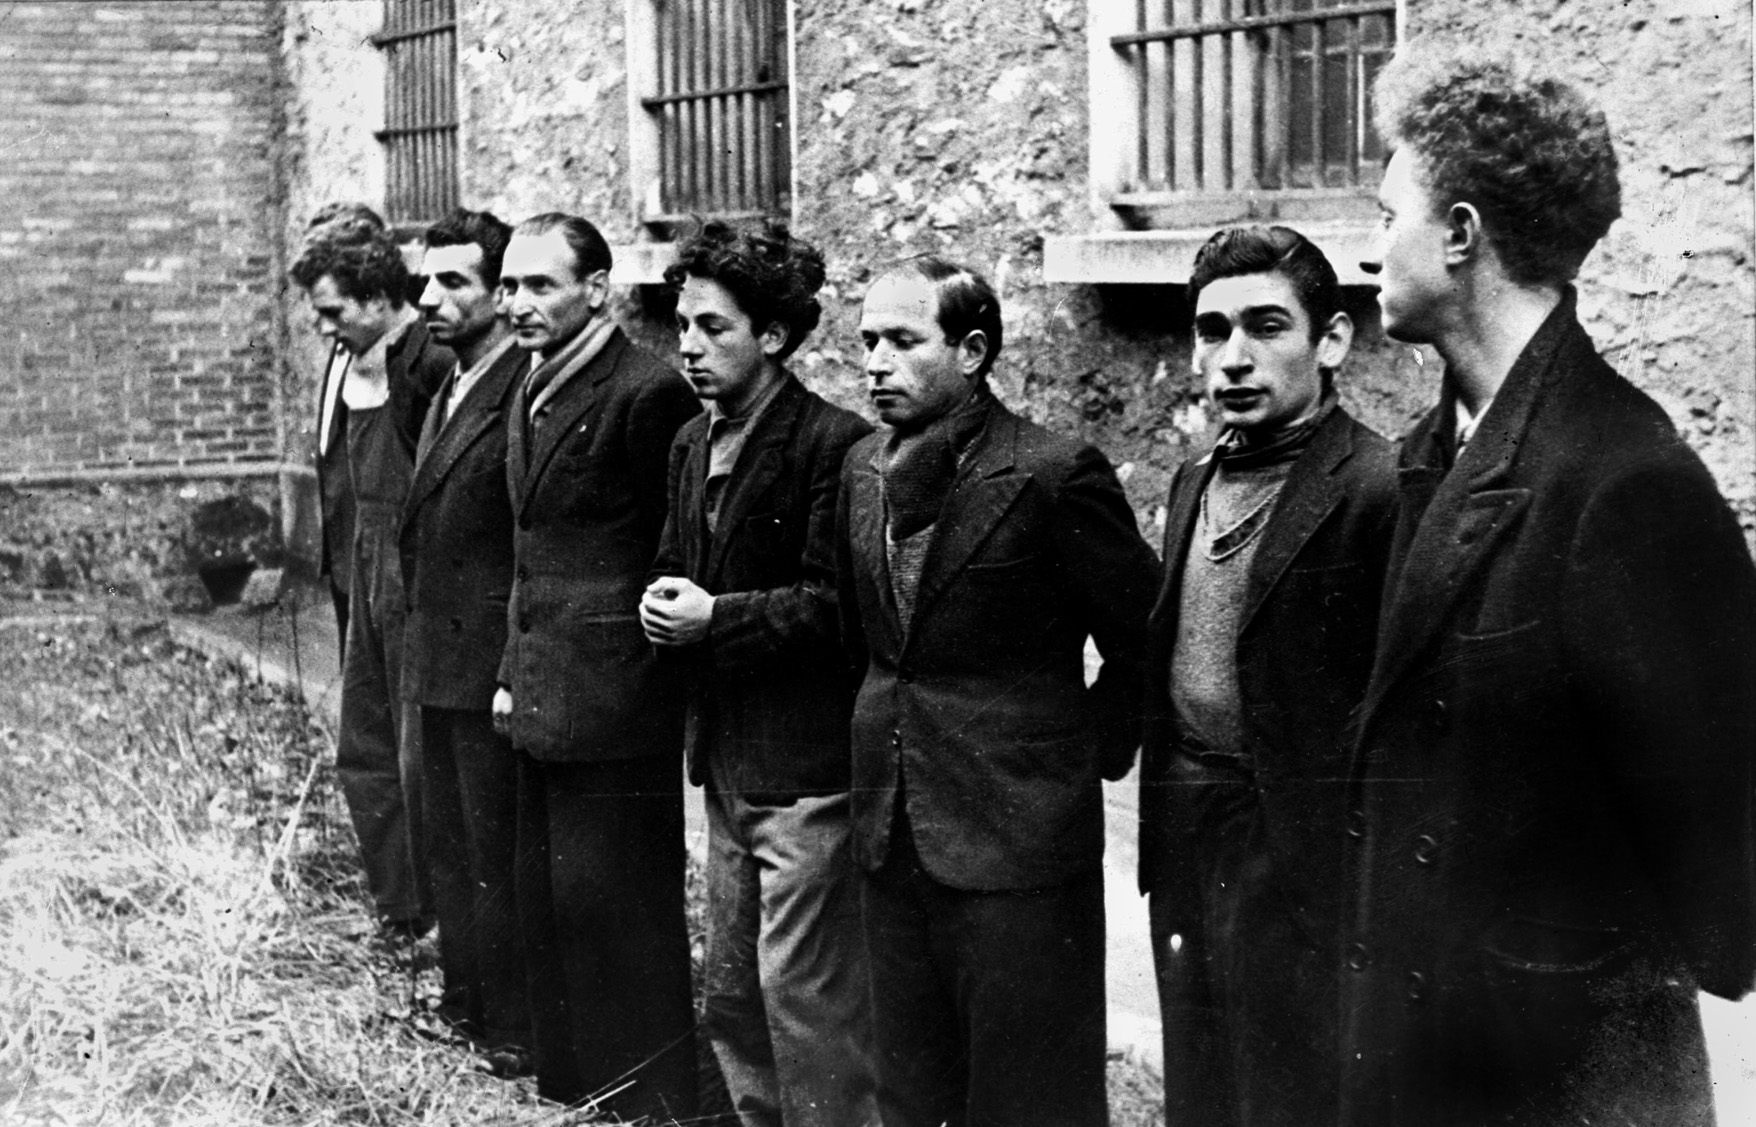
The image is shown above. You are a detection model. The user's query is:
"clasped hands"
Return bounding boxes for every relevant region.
[639,576,715,647]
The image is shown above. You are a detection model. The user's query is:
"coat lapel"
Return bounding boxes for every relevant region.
[703,379,806,586]
[406,344,522,514]
[905,409,1028,639]
[1237,411,1355,636]
[848,454,899,640]
[1149,456,1217,634]
[517,331,628,517]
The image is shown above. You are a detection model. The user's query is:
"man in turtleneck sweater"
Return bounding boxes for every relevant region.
[836,257,1159,1127]
[1139,226,1396,1127]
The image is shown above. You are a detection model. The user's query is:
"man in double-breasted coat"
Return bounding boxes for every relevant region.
[398,208,529,1059]
[640,221,876,1127]
[492,213,701,1119]
[1141,225,1396,1127]
[837,257,1160,1127]
[1345,55,1756,1125]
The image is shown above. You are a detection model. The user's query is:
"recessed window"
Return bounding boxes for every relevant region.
[374,0,460,226]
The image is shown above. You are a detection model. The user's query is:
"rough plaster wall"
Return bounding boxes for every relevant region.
[1401,0,1755,537]
[459,0,635,239]
[278,1,386,458]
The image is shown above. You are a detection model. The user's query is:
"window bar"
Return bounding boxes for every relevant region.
[755,0,772,211]
[774,0,791,211]
[1309,15,1325,188]
[655,0,669,216]
[736,0,754,211]
[1162,0,1176,191]
[1271,2,1288,189]
[1134,0,1148,190]
[1193,0,1207,190]
[714,0,730,214]
[702,0,718,213]
[682,0,699,211]
[664,0,679,214]
[1345,14,1360,185]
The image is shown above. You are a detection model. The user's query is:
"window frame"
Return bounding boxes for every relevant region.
[372,0,461,228]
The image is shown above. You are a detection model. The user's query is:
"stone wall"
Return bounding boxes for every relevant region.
[0,1,284,478]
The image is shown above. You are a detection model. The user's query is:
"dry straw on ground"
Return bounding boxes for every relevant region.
[0,611,1164,1126]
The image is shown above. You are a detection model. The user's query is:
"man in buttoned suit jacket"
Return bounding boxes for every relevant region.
[292,224,450,933]
[1342,55,1756,1126]
[1139,226,1396,1127]
[836,257,1160,1127]
[398,208,530,1059]
[492,213,701,1119]
[640,222,876,1127]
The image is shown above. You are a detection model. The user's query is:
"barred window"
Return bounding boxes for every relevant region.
[1097,0,1397,228]
[631,0,793,226]
[374,0,459,226]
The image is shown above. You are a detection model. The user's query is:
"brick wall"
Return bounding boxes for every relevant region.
[0,1,284,479]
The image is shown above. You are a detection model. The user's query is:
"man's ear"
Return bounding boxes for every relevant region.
[957,330,989,380]
[758,320,790,359]
[1316,311,1355,374]
[584,269,612,312]
[1445,201,1483,268]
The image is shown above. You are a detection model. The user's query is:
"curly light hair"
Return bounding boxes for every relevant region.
[1374,50,1621,286]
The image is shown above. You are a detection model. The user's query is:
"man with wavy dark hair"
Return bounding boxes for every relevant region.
[641,221,875,1126]
[290,221,451,939]
[1349,52,1756,1125]
[1142,225,1395,1127]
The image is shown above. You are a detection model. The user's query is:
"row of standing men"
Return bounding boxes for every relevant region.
[289,53,1756,1127]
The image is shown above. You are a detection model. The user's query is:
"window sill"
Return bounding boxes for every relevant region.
[1043,222,1380,286]
[609,243,677,286]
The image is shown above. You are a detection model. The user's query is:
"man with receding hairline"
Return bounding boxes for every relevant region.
[1346,52,1756,1125]
[494,212,700,1119]
[837,256,1159,1127]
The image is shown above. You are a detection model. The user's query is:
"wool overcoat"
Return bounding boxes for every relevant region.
[1339,294,1756,1126]
[836,396,1161,891]
[497,328,701,761]
[649,375,873,800]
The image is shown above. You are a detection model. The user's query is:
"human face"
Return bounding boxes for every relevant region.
[858,273,983,430]
[308,274,395,356]
[1193,271,1351,437]
[418,243,500,349]
[499,230,606,356]
[675,275,783,416]
[1362,147,1454,344]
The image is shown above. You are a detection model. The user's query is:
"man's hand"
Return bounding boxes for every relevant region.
[640,576,715,646]
[492,686,513,733]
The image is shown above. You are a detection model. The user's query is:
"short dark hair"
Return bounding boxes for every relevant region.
[663,220,826,360]
[424,207,514,289]
[513,212,613,281]
[881,256,1004,381]
[1375,51,1622,286]
[289,223,409,307]
[1189,225,1343,342]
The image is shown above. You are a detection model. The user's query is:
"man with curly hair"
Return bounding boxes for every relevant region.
[291,220,451,938]
[1349,52,1756,1125]
[640,221,876,1126]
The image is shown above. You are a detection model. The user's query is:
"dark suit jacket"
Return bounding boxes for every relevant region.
[1139,407,1396,928]
[650,376,872,801]
[1339,293,1756,1126]
[398,341,527,711]
[498,327,701,762]
[836,394,1161,891]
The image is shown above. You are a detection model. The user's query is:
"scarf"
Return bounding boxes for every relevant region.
[526,313,618,420]
[1212,391,1337,471]
[878,385,994,540]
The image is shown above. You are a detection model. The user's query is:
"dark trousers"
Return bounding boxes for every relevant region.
[1150,765,1337,1127]
[336,496,425,924]
[418,706,527,1046]
[514,750,698,1121]
[860,825,1109,1127]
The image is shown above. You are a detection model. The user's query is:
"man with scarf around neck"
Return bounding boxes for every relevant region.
[835,257,1159,1127]
[1344,53,1756,1126]
[290,222,451,939]
[397,208,531,1067]
[491,213,701,1119]
[1139,226,1396,1127]
[640,221,876,1127]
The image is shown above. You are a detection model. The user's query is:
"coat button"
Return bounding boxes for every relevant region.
[1346,810,1367,839]
[516,565,530,581]
[1406,971,1428,1001]
[897,669,914,684]
[519,617,531,634]
[1414,834,1438,865]
[892,729,903,749]
[1346,943,1369,972]
[1424,698,1449,732]
[448,617,462,633]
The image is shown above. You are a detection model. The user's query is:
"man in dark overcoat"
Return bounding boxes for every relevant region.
[291,225,450,934]
[399,207,529,1059]
[1141,225,1396,1127]
[836,257,1160,1127]
[640,221,876,1127]
[492,212,701,1119]
[1346,53,1756,1125]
